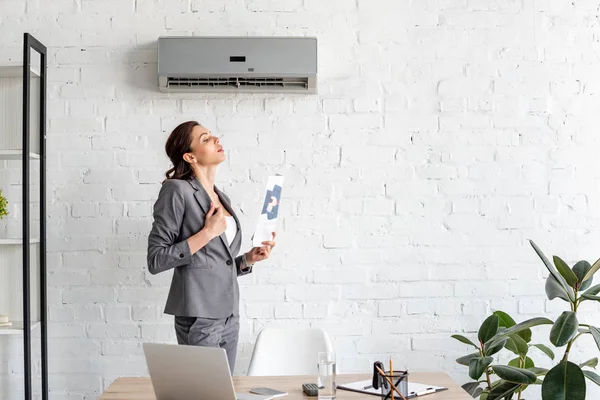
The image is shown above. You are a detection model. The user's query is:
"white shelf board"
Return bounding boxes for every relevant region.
[0,321,41,335]
[0,238,41,245]
[0,150,40,160]
[0,65,41,78]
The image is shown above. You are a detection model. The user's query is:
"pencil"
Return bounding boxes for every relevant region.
[390,358,394,400]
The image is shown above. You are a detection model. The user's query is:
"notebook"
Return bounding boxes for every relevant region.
[337,379,447,398]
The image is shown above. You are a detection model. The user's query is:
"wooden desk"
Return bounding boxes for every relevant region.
[98,372,470,399]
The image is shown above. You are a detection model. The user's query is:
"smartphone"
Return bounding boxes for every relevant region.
[249,387,288,398]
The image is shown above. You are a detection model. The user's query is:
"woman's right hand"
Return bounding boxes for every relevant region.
[203,202,227,239]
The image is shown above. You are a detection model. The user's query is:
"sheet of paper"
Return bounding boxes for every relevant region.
[252,175,284,248]
[337,379,446,398]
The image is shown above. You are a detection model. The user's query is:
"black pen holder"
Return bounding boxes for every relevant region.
[377,370,408,400]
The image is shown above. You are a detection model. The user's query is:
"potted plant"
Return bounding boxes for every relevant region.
[0,189,7,219]
[452,241,600,400]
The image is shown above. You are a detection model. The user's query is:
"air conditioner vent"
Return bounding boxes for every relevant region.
[166,76,309,90]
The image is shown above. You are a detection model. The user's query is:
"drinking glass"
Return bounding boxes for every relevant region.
[317,351,336,400]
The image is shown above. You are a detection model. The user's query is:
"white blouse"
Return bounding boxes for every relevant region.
[225,216,237,246]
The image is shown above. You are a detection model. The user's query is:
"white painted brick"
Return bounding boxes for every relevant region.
[245,304,274,319]
[99,203,125,217]
[285,285,340,302]
[357,335,411,354]
[73,305,104,322]
[63,288,115,304]
[378,301,405,317]
[48,322,86,337]
[0,0,26,15]
[49,306,75,322]
[111,184,159,201]
[49,270,89,287]
[247,0,302,12]
[312,268,367,284]
[83,169,136,185]
[240,286,285,302]
[322,98,351,114]
[303,303,329,319]
[71,203,99,217]
[343,284,399,300]
[329,114,382,131]
[116,288,169,304]
[274,303,302,319]
[50,117,103,134]
[126,202,152,217]
[88,323,140,339]
[518,298,545,314]
[101,340,143,356]
[63,217,113,236]
[105,305,132,322]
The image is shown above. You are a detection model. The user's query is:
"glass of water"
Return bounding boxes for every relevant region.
[317,351,336,400]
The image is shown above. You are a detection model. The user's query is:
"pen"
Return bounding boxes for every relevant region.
[415,388,436,396]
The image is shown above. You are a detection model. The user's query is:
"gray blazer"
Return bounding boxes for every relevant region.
[147,177,252,318]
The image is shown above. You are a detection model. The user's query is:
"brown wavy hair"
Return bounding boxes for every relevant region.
[163,120,200,182]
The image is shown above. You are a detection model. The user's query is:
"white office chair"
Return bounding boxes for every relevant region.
[247,327,335,376]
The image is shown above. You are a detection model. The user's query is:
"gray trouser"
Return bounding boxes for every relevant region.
[174,314,240,374]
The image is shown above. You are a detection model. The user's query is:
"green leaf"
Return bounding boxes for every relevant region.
[580,357,598,369]
[494,311,532,342]
[508,357,534,369]
[469,357,493,380]
[457,352,480,366]
[582,258,600,283]
[530,240,575,301]
[493,310,516,328]
[484,338,506,357]
[584,370,600,386]
[573,261,593,291]
[480,392,488,400]
[510,334,528,356]
[550,311,578,347]
[528,367,549,376]
[531,343,555,360]
[487,381,520,400]
[554,256,579,287]
[517,327,532,343]
[584,284,600,296]
[589,326,600,352]
[542,361,586,400]
[461,382,481,396]
[452,334,479,349]
[478,315,499,344]
[491,365,537,384]
[546,275,571,302]
[485,317,553,347]
[581,293,600,302]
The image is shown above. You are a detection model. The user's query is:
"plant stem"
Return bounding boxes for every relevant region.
[563,292,580,363]
[485,368,493,392]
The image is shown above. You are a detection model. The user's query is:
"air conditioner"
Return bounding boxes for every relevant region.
[158,36,317,94]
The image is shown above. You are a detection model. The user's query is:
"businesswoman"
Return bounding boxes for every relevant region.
[147,121,276,373]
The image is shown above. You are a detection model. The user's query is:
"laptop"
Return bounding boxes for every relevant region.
[143,343,273,400]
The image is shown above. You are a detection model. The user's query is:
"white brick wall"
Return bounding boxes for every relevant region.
[1,0,600,399]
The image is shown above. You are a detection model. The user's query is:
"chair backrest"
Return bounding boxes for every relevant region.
[247,327,334,376]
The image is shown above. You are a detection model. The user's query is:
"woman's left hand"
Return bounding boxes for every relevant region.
[246,232,277,263]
